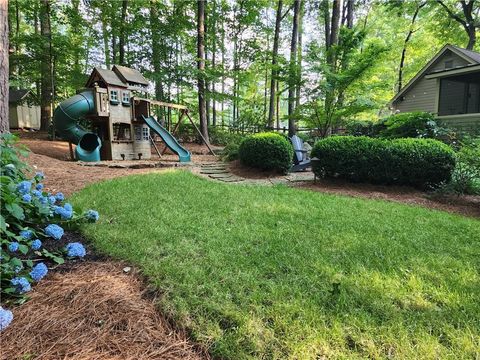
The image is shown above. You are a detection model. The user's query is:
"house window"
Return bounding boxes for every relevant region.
[142,126,149,141]
[113,123,131,141]
[438,73,480,116]
[110,90,119,105]
[122,91,130,106]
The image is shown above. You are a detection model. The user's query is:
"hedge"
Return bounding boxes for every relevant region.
[311,136,456,188]
[239,132,294,173]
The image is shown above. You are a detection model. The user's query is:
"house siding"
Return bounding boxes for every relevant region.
[429,50,469,72]
[393,77,437,113]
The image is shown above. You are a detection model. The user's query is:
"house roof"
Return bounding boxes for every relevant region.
[390,44,480,104]
[9,88,30,104]
[112,65,149,86]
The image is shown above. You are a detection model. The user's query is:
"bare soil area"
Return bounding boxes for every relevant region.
[229,160,480,219]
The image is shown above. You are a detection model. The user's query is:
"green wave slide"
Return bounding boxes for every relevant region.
[53,90,101,162]
[142,115,191,162]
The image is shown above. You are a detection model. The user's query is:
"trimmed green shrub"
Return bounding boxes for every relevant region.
[345,120,380,137]
[239,132,294,173]
[311,136,456,188]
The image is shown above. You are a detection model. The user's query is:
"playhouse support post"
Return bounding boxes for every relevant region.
[185,111,216,156]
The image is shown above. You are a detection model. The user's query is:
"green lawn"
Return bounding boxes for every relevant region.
[72,170,480,359]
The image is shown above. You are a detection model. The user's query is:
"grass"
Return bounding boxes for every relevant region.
[72,170,480,359]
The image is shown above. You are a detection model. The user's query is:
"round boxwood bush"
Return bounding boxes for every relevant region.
[239,132,294,173]
[311,136,456,188]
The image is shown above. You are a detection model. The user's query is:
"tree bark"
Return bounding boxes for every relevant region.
[398,2,425,92]
[197,0,209,143]
[211,0,217,126]
[119,0,128,65]
[288,0,301,137]
[437,0,478,50]
[0,0,9,133]
[329,0,341,49]
[268,0,283,128]
[295,2,303,110]
[40,0,53,132]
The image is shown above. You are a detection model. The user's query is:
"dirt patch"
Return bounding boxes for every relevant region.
[229,161,480,219]
[0,261,208,360]
[15,130,222,162]
[297,179,480,219]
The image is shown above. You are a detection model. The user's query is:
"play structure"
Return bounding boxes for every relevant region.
[53,65,213,162]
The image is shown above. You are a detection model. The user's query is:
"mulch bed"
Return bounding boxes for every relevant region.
[1,256,208,360]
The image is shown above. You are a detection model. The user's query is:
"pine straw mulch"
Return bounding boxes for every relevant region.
[1,261,208,360]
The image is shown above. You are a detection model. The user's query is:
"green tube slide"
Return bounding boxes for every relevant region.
[53,90,101,162]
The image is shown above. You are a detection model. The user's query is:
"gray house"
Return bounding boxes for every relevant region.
[391,44,480,131]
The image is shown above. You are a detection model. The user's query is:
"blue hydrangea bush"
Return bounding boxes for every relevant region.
[0,134,99,331]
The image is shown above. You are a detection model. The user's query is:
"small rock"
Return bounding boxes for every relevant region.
[123,266,131,273]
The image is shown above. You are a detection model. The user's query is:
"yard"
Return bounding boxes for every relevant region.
[72,170,480,359]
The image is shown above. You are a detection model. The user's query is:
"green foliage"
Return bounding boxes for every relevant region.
[221,134,246,162]
[345,120,379,137]
[0,134,96,305]
[311,136,456,188]
[73,171,480,359]
[439,140,480,195]
[378,112,441,139]
[238,132,293,173]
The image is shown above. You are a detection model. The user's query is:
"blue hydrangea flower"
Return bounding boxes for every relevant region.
[66,242,86,258]
[30,263,48,282]
[32,189,42,197]
[7,242,19,252]
[20,230,33,240]
[31,239,42,251]
[64,203,73,211]
[44,224,64,240]
[0,307,13,332]
[55,192,65,202]
[17,181,31,194]
[85,210,99,222]
[48,196,56,205]
[36,183,44,191]
[11,277,31,293]
[38,196,48,205]
[54,205,73,220]
[22,194,32,203]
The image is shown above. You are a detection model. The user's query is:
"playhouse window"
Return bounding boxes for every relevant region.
[135,126,142,141]
[110,90,119,105]
[122,91,130,106]
[142,126,149,141]
[113,123,131,141]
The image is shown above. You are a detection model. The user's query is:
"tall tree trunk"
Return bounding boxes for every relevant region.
[211,0,216,126]
[346,0,354,29]
[40,0,52,132]
[329,0,341,49]
[197,0,209,143]
[398,2,425,92]
[268,0,283,128]
[150,1,163,102]
[221,5,225,126]
[0,0,9,133]
[276,80,280,129]
[295,2,303,110]
[119,0,128,65]
[288,0,301,137]
[204,0,210,126]
[322,0,330,48]
[101,9,110,68]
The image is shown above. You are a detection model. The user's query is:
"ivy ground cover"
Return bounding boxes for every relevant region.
[72,171,480,359]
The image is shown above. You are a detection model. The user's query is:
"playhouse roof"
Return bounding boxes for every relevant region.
[113,65,149,86]
[9,88,31,104]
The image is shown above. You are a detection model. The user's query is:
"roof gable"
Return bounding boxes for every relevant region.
[391,44,480,104]
[9,88,30,104]
[85,67,127,88]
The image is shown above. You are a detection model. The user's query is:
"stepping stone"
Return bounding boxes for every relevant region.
[220,177,245,182]
[200,169,229,174]
[208,173,234,179]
